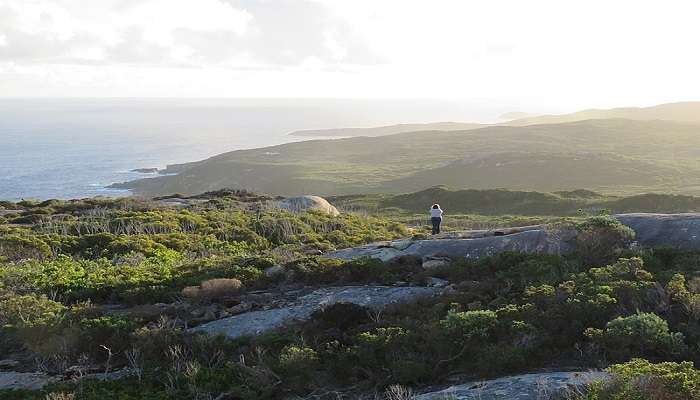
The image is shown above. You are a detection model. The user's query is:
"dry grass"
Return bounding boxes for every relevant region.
[182,278,243,301]
[384,385,415,400]
[45,393,75,400]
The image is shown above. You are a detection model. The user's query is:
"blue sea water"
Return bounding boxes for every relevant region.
[0,98,503,201]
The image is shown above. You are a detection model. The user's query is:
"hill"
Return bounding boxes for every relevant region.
[288,121,484,137]
[288,101,700,139]
[112,118,700,197]
[506,101,700,126]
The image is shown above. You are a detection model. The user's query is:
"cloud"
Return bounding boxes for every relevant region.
[0,0,378,68]
[1,0,699,106]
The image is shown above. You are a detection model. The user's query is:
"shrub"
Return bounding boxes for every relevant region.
[78,316,138,360]
[349,326,433,384]
[278,345,319,371]
[585,312,686,361]
[278,345,319,392]
[0,293,68,353]
[439,309,498,343]
[311,302,371,330]
[576,216,635,265]
[667,273,700,321]
[0,235,52,261]
[0,293,67,329]
[585,358,700,400]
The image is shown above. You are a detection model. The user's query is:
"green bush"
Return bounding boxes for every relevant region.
[278,345,319,371]
[576,216,635,265]
[0,293,67,329]
[78,315,138,359]
[585,358,700,400]
[0,293,68,353]
[586,312,687,361]
[439,309,498,343]
[349,326,432,385]
[0,235,52,261]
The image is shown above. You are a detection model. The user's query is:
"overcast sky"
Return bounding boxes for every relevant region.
[1,0,699,111]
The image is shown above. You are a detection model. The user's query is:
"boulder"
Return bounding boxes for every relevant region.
[264,265,285,278]
[390,239,415,251]
[615,213,700,249]
[415,371,609,400]
[427,277,450,288]
[277,195,340,216]
[190,286,438,339]
[329,246,404,262]
[0,360,20,370]
[304,249,324,256]
[0,372,58,391]
[226,302,253,315]
[422,257,450,270]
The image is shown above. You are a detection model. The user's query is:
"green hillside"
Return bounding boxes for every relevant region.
[113,119,700,197]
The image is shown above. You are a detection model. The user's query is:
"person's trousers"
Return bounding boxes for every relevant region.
[431,217,442,235]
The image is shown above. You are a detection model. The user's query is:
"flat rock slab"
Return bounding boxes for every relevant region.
[416,371,609,400]
[191,286,438,339]
[0,372,58,391]
[328,229,575,262]
[615,213,700,249]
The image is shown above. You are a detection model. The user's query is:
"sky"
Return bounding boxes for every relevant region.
[1,0,699,111]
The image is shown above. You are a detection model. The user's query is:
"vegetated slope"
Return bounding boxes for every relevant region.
[3,192,700,399]
[112,119,700,197]
[382,152,676,193]
[288,121,485,137]
[331,186,700,216]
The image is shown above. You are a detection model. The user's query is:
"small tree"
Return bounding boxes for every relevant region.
[576,216,635,266]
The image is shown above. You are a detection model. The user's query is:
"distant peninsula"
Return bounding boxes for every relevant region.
[131,168,160,173]
[288,122,484,137]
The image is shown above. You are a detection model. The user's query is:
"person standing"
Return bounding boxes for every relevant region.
[430,203,443,235]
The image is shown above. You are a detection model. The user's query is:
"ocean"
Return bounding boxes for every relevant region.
[0,98,504,201]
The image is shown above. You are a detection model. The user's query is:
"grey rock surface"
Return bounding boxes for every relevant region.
[0,372,58,391]
[615,213,700,249]
[191,286,438,339]
[0,360,20,369]
[328,214,700,263]
[328,228,575,262]
[277,195,340,216]
[423,258,450,270]
[264,265,285,278]
[415,371,609,400]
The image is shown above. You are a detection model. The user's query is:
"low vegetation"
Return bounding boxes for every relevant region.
[1,191,700,399]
